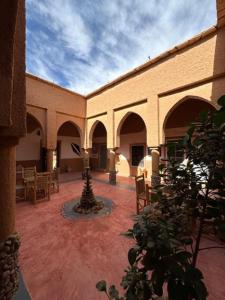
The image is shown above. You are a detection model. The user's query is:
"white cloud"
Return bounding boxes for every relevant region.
[26,0,217,95]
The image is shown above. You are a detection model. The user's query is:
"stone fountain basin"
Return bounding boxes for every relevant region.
[61,196,114,220]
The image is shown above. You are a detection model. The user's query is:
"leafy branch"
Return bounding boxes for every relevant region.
[96,95,225,300]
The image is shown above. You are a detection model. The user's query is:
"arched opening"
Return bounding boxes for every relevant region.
[56,121,82,173]
[90,122,107,171]
[16,113,44,171]
[117,113,147,177]
[163,98,216,161]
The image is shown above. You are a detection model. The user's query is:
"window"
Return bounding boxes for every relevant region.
[166,139,185,163]
[131,145,145,167]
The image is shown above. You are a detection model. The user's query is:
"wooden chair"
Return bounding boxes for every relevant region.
[22,166,36,180]
[16,165,25,201]
[146,184,157,204]
[51,168,59,193]
[22,166,36,201]
[135,174,148,214]
[33,172,51,204]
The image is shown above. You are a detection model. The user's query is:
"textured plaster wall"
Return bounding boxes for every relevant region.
[16,130,42,161]
[92,137,107,146]
[165,127,188,140]
[26,106,46,142]
[87,26,225,150]
[58,136,81,159]
[217,0,225,26]
[0,0,26,137]
[0,0,26,241]
[116,131,151,178]
[24,23,225,177]
[26,75,86,149]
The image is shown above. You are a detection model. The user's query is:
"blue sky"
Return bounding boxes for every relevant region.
[26,0,217,95]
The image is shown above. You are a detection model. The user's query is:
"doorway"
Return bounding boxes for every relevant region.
[99,144,107,170]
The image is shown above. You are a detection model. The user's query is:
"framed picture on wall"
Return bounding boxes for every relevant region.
[71,143,81,156]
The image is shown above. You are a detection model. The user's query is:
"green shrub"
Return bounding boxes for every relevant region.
[97,96,225,300]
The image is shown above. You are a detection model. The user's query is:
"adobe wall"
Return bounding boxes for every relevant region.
[16,130,42,161]
[117,131,151,178]
[87,26,225,149]
[26,74,86,149]
[0,1,26,298]
[217,0,225,27]
[57,135,83,172]
[23,16,225,178]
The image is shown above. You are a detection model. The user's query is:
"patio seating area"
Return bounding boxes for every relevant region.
[16,167,60,203]
[1,2,225,300]
[16,178,225,300]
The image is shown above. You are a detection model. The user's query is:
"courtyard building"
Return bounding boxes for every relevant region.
[1,0,225,299]
[16,1,225,183]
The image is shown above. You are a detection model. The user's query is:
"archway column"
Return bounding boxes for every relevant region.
[46,149,54,172]
[0,138,20,299]
[82,148,91,169]
[108,148,117,185]
[150,147,161,187]
[0,0,25,298]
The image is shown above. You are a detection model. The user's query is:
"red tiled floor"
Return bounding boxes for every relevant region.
[59,171,136,187]
[16,180,225,300]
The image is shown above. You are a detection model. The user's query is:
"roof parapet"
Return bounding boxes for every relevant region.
[86,26,218,99]
[26,73,85,99]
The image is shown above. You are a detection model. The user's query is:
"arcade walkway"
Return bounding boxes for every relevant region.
[16,179,225,300]
[59,171,136,189]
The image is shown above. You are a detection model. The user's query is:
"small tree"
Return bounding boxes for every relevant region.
[73,167,104,214]
[96,96,225,300]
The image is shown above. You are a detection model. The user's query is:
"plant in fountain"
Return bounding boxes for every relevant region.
[73,167,104,214]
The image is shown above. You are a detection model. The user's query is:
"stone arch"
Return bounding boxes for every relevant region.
[162,95,217,146]
[89,120,108,171]
[115,112,148,178]
[116,111,147,148]
[57,120,82,140]
[56,121,83,172]
[26,112,44,136]
[16,112,45,171]
[88,120,108,149]
[26,107,46,144]
[163,96,217,133]
[56,117,85,150]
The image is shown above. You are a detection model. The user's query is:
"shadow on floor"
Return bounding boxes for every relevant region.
[12,271,31,300]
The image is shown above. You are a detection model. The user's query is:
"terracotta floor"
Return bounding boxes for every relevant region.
[59,171,136,188]
[16,179,225,300]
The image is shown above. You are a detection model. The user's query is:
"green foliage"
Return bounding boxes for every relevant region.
[97,96,225,300]
[97,281,124,300]
[96,280,107,292]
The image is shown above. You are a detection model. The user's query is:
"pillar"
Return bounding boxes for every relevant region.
[83,149,90,169]
[108,149,117,185]
[0,138,20,299]
[82,149,91,179]
[151,148,161,187]
[217,0,225,27]
[46,149,54,172]
[0,0,26,298]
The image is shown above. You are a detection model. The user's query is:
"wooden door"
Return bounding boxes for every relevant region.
[99,144,107,170]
